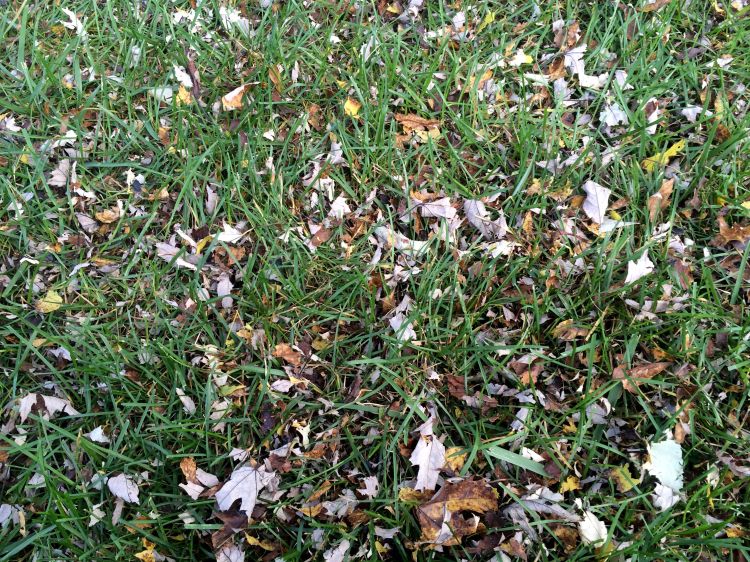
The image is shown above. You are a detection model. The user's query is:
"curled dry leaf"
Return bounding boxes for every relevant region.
[612,361,671,393]
[395,112,441,131]
[464,199,508,239]
[272,343,302,366]
[648,178,674,222]
[551,319,589,341]
[410,416,446,491]
[221,84,250,111]
[415,479,498,546]
[711,215,750,247]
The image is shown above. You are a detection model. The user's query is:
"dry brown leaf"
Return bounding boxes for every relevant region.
[95,207,120,224]
[613,362,671,393]
[395,113,440,132]
[553,524,579,553]
[416,479,498,546]
[648,178,674,222]
[551,320,588,341]
[272,343,302,366]
[640,0,672,12]
[221,84,250,111]
[180,457,197,482]
[711,215,750,247]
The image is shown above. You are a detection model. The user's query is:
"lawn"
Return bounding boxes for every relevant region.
[1,0,749,560]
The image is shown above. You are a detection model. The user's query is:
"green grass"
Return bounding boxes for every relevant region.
[1,0,749,560]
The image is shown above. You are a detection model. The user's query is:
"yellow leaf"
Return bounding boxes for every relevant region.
[641,139,686,172]
[20,153,32,165]
[335,79,349,89]
[559,476,581,493]
[344,97,361,118]
[134,539,156,562]
[195,235,213,254]
[478,11,496,33]
[36,291,63,313]
[245,533,276,551]
[176,85,193,106]
[610,465,641,493]
[445,447,467,472]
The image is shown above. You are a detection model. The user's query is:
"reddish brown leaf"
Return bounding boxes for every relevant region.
[613,362,672,393]
[272,343,302,366]
[648,178,674,222]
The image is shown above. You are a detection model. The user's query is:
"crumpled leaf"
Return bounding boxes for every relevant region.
[395,113,440,131]
[374,226,428,257]
[648,178,674,222]
[19,393,79,422]
[416,479,498,546]
[464,199,508,239]
[641,139,685,172]
[272,343,302,366]
[323,539,350,562]
[358,476,379,498]
[643,438,683,492]
[581,180,611,224]
[107,473,140,504]
[155,242,198,271]
[216,542,244,562]
[36,290,63,313]
[215,465,276,515]
[624,250,655,284]
[49,159,77,187]
[410,416,446,491]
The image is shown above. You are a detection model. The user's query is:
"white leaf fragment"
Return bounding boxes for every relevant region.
[176,388,197,414]
[409,415,445,491]
[358,476,379,498]
[19,394,80,422]
[107,474,140,504]
[624,250,655,284]
[323,539,351,562]
[643,438,683,492]
[464,199,508,239]
[86,426,110,444]
[578,510,608,545]
[374,226,428,257]
[582,180,611,224]
[215,465,276,514]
